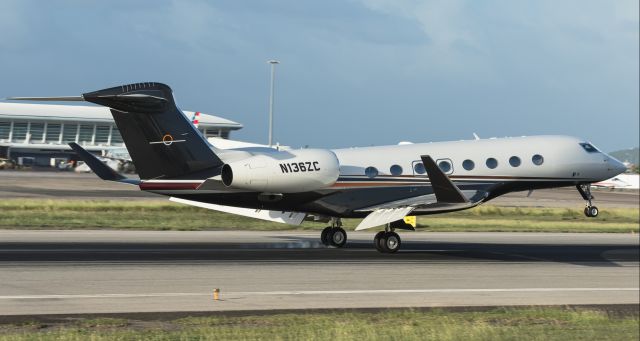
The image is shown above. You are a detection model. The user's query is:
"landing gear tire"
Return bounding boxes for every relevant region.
[320,218,347,248]
[328,227,347,248]
[373,231,385,252]
[381,232,401,253]
[584,206,599,218]
[320,226,332,246]
[374,231,401,253]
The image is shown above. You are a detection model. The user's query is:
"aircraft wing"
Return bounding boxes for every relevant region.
[353,191,487,231]
[356,191,486,212]
[353,155,488,231]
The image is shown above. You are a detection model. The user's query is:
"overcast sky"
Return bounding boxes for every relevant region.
[1,0,638,151]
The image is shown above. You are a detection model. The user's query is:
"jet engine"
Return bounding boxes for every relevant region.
[220,149,340,193]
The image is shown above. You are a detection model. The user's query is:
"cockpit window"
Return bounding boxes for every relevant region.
[579,143,599,153]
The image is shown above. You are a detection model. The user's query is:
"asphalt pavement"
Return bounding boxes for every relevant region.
[0,230,637,316]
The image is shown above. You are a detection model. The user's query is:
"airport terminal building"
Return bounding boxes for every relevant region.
[0,102,243,167]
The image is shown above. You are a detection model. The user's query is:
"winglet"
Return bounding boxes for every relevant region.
[421,155,468,203]
[68,143,139,184]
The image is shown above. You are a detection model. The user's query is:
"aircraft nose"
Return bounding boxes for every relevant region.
[608,157,627,175]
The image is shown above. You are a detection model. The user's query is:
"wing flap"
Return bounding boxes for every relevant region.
[355,206,415,231]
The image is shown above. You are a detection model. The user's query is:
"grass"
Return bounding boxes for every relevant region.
[415,206,639,233]
[0,307,637,341]
[0,199,637,233]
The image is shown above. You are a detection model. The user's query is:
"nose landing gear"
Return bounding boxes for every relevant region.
[577,184,598,218]
[320,218,347,248]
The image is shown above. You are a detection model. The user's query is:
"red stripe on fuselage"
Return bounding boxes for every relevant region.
[139,182,201,190]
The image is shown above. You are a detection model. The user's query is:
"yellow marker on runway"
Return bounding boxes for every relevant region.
[403,216,416,228]
[213,288,220,300]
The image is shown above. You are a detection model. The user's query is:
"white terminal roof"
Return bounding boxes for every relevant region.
[0,102,243,130]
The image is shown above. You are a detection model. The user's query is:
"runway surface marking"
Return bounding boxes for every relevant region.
[1,231,636,314]
[1,288,636,300]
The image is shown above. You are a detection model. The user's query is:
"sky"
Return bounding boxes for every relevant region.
[0,0,638,152]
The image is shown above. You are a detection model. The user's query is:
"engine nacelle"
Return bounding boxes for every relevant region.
[220,149,340,193]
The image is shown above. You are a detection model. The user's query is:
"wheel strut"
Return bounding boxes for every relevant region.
[577,184,598,218]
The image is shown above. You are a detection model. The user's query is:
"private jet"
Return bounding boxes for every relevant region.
[8,82,627,253]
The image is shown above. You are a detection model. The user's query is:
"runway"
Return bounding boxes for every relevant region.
[0,230,637,316]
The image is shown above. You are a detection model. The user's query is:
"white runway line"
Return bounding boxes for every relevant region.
[233,288,640,296]
[0,288,637,300]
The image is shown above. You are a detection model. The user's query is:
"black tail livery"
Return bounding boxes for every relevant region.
[81,82,223,180]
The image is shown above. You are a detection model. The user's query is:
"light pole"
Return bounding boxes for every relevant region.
[267,59,279,147]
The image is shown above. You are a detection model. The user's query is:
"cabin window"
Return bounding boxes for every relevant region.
[413,162,426,174]
[532,154,544,166]
[390,164,403,176]
[438,160,452,173]
[462,159,475,171]
[365,166,378,178]
[509,156,521,167]
[486,158,498,169]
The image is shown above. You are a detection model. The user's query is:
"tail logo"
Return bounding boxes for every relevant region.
[149,134,186,146]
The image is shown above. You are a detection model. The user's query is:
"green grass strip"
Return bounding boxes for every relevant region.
[0,307,637,341]
[0,199,637,232]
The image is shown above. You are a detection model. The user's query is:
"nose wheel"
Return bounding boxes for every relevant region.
[584,205,599,218]
[577,184,599,218]
[320,218,347,248]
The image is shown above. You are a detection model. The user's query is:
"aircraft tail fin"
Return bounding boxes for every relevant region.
[80,82,223,180]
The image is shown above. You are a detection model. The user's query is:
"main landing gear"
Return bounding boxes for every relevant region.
[374,219,414,253]
[321,218,347,248]
[319,218,408,252]
[577,184,599,218]
[374,229,401,253]
[374,220,411,253]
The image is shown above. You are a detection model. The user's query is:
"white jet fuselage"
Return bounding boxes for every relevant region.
[332,135,623,186]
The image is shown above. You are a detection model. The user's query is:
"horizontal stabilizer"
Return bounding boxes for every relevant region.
[169,197,306,225]
[6,96,85,101]
[355,207,414,231]
[421,155,468,203]
[68,143,138,184]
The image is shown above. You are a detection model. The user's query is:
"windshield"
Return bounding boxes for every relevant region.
[579,143,599,153]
